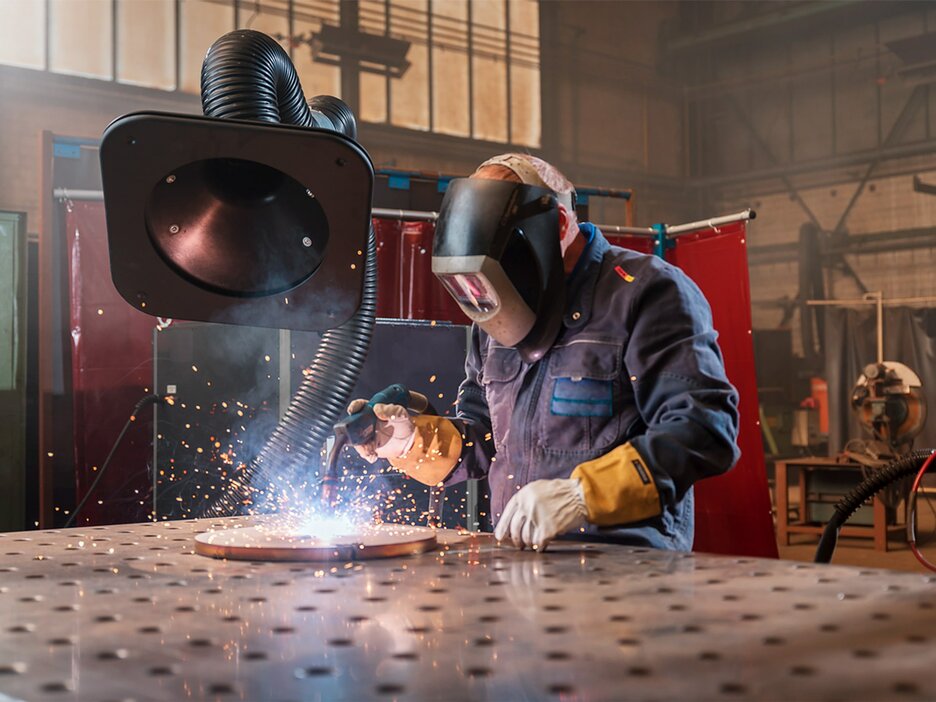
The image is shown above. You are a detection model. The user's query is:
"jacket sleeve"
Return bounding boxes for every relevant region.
[388,325,495,486]
[571,263,740,527]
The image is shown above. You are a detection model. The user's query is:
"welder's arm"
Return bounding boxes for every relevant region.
[388,325,495,486]
[571,270,741,526]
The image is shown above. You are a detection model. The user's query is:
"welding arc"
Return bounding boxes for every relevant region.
[64,394,164,528]
[814,449,935,564]
[197,30,376,516]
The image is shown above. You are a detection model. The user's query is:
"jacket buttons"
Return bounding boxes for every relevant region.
[571,311,581,321]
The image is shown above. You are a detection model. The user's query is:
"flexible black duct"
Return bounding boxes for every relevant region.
[198,29,376,515]
[814,449,933,564]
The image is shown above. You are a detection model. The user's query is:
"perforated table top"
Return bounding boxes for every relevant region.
[1,517,935,701]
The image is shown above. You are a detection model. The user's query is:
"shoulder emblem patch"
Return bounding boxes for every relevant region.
[614,265,635,283]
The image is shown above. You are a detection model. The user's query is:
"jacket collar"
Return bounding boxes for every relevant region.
[563,222,609,329]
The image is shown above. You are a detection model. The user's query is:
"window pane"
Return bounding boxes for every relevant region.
[389,0,429,132]
[359,0,388,124]
[292,1,341,102]
[49,0,113,80]
[0,0,46,70]
[509,0,540,147]
[471,0,507,143]
[117,0,175,90]
[179,0,234,94]
[431,0,469,138]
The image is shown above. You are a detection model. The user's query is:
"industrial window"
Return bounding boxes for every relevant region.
[359,0,541,147]
[0,0,539,147]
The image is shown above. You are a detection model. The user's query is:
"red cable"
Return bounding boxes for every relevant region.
[908,451,936,573]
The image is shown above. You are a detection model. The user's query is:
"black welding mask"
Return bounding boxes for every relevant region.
[432,178,565,363]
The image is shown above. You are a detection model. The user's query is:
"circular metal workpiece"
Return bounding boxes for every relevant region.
[194,521,437,562]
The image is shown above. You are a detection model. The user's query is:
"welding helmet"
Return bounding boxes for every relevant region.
[432,177,565,363]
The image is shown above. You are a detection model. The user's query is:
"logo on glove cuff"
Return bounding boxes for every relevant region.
[632,459,651,485]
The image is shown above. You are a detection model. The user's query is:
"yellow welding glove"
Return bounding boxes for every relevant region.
[387,415,463,486]
[570,442,662,526]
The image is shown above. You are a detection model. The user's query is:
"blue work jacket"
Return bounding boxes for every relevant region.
[447,224,741,550]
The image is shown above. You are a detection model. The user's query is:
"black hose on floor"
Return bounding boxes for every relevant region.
[814,450,933,564]
[198,30,375,516]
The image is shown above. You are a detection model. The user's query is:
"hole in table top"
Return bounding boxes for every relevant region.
[133,597,154,604]
[669,604,687,612]
[790,665,814,676]
[418,605,440,612]
[189,638,215,648]
[603,596,620,602]
[25,574,45,580]
[720,683,747,695]
[296,606,317,612]
[722,595,741,602]
[629,667,652,677]
[906,634,927,643]
[763,636,785,646]
[894,682,919,695]
[222,615,241,622]
[273,581,291,587]
[473,637,495,647]
[53,605,78,612]
[548,684,574,695]
[95,614,121,623]
[483,596,503,603]
[819,623,839,632]
[740,614,761,621]
[176,605,198,613]
[683,625,703,634]
[97,649,129,660]
[40,681,73,693]
[407,626,430,634]
[465,667,490,678]
[327,638,353,647]
[0,663,27,675]
[347,616,369,624]
[295,666,332,678]
[392,652,418,661]
[376,684,405,695]
[853,649,877,659]
[204,587,223,594]
[315,589,336,594]
[546,651,570,661]
[609,614,631,622]
[617,638,640,646]
[138,626,162,634]
[245,651,267,661]
[248,597,267,603]
[793,603,814,611]
[208,683,235,695]
[699,651,721,661]
[543,605,564,612]
[871,612,890,621]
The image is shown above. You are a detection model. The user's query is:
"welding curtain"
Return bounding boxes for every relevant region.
[825,306,936,453]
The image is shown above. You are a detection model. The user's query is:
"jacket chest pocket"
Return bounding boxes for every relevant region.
[480,346,524,458]
[539,340,624,454]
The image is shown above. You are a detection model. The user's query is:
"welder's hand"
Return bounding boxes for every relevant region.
[345,399,417,463]
[494,478,589,551]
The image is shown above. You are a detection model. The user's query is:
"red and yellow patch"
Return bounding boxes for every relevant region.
[614,265,635,283]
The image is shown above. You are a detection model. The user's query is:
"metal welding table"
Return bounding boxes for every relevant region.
[1,518,936,701]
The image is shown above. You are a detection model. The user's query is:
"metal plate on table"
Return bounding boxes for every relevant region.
[1,517,936,701]
[194,521,437,562]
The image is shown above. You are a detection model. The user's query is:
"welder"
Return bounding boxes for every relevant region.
[344,153,740,552]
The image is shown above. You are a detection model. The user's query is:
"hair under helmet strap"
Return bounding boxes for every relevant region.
[477,154,576,212]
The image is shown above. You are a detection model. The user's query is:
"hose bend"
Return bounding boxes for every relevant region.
[198,29,376,516]
[814,450,934,563]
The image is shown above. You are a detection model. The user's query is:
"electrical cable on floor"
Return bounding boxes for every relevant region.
[64,394,167,529]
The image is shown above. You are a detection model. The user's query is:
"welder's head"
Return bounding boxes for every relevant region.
[432,153,574,362]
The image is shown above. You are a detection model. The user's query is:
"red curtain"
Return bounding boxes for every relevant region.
[66,201,156,525]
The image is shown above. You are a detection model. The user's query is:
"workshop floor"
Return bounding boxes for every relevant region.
[773,483,934,574]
